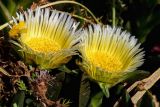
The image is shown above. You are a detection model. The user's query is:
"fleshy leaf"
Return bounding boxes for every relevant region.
[79,74,91,107]
[12,91,25,107]
[58,65,78,74]
[120,70,150,83]
[115,84,125,96]
[98,82,110,98]
[47,72,65,100]
[118,90,133,107]
[89,91,103,107]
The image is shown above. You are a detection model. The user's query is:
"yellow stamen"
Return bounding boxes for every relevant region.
[25,38,61,53]
[18,21,25,28]
[87,52,123,72]
[9,21,26,38]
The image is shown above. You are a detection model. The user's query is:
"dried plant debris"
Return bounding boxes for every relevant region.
[0,38,67,107]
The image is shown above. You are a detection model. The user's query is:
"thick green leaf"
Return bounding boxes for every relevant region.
[58,65,78,74]
[118,90,133,107]
[12,91,25,107]
[47,72,65,100]
[13,103,18,107]
[115,84,125,95]
[98,82,110,98]
[89,91,103,107]
[79,74,91,107]
[120,70,150,83]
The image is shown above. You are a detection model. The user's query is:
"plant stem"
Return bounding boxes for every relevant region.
[50,10,94,24]
[40,1,99,24]
[131,68,160,105]
[112,0,116,26]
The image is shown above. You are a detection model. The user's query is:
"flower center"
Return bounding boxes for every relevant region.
[25,38,61,53]
[88,52,123,72]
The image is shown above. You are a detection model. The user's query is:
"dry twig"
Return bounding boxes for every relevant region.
[114,68,160,107]
[131,68,160,105]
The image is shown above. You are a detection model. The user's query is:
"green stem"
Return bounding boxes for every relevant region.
[51,10,94,24]
[112,0,116,26]
[40,1,99,24]
[72,14,94,24]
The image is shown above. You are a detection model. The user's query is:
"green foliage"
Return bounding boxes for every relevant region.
[120,70,150,83]
[89,92,103,107]
[47,72,65,100]
[98,82,110,98]
[13,103,18,107]
[79,74,91,107]
[12,91,25,107]
[118,90,133,107]
[16,80,27,91]
[58,65,78,74]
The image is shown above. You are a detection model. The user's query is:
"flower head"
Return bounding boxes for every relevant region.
[79,24,144,86]
[9,8,81,69]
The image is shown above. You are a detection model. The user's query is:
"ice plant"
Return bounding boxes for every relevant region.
[9,8,80,69]
[79,24,145,87]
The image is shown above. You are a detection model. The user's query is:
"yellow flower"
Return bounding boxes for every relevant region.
[79,24,144,86]
[10,8,81,69]
[9,21,26,38]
